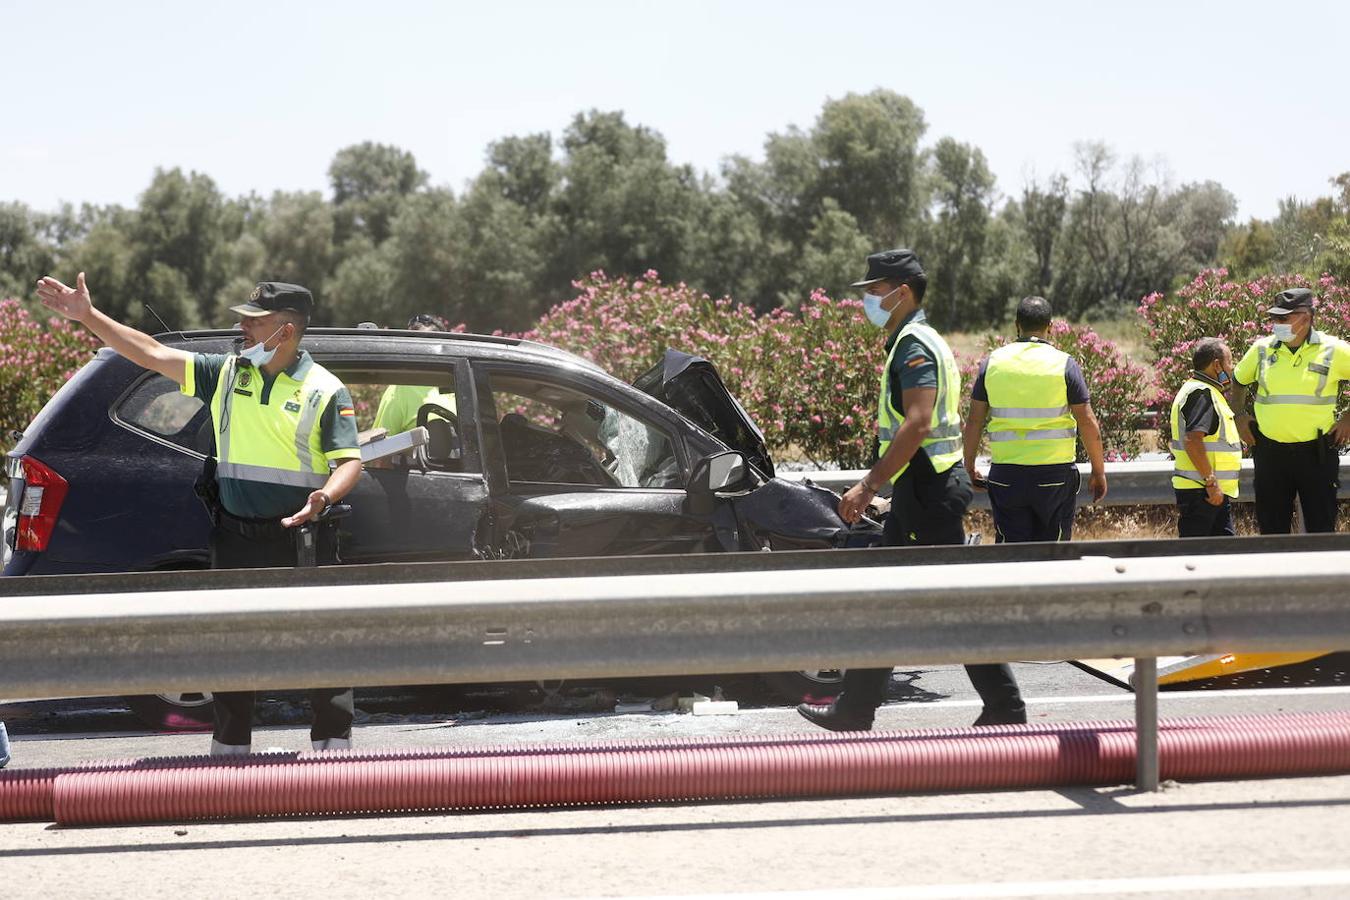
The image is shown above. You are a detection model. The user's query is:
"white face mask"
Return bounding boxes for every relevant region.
[1271,322,1296,343]
[862,285,901,328]
[239,325,285,367]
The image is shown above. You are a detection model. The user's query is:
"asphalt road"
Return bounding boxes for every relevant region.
[3,662,1349,898]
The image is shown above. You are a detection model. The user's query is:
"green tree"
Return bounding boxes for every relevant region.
[549,110,703,300]
[811,90,929,246]
[0,202,57,300]
[921,137,997,328]
[1019,175,1069,296]
[786,199,872,302]
[130,168,231,327]
[258,190,336,297]
[328,142,427,247]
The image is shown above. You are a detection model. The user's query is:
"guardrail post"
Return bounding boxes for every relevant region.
[1134,656,1159,791]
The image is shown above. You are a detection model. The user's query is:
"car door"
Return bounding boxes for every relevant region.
[334,357,491,563]
[472,362,720,558]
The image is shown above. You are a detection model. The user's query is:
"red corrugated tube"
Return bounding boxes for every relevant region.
[1,711,1345,826]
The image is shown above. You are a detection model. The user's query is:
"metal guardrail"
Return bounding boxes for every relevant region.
[3,548,1347,699]
[780,456,1350,507]
[4,546,1350,790]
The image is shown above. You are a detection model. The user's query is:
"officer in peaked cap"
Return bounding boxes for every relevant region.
[36,274,364,755]
[796,249,1028,732]
[1231,288,1350,533]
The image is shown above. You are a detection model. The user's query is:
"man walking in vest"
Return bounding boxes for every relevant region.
[1171,338,1241,536]
[1230,288,1350,533]
[36,274,364,755]
[797,249,1028,731]
[964,296,1108,542]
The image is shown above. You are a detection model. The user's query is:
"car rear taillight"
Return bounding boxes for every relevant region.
[16,456,68,551]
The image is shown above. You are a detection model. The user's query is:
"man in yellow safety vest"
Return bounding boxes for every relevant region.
[1171,338,1241,536]
[1230,288,1350,533]
[37,274,364,756]
[964,296,1107,541]
[796,248,1027,732]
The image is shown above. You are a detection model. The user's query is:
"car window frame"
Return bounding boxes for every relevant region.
[108,370,212,459]
[473,361,690,493]
[317,356,484,479]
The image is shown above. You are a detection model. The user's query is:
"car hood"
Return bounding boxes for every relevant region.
[633,349,774,478]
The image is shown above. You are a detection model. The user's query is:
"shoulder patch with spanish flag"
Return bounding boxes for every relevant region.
[339,407,356,417]
[906,355,931,368]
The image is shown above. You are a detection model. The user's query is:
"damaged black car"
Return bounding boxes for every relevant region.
[4,331,878,724]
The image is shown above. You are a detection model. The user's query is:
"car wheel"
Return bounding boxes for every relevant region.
[124,692,215,732]
[760,669,845,704]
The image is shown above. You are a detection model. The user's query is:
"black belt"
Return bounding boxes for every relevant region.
[216,509,291,542]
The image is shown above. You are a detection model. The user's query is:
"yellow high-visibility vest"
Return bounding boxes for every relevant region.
[984,340,1077,465]
[208,355,347,489]
[877,319,962,479]
[1238,331,1350,442]
[1169,377,1241,497]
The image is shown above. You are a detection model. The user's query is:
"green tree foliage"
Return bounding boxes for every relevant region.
[11,95,1348,341]
[130,168,232,328]
[0,203,62,300]
[921,138,998,329]
[329,142,428,248]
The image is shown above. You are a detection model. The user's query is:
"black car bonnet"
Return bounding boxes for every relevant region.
[633,349,774,478]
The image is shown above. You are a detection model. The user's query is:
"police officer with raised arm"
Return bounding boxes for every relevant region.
[1230,288,1350,533]
[964,296,1107,541]
[36,274,364,755]
[1171,338,1241,537]
[796,249,1027,732]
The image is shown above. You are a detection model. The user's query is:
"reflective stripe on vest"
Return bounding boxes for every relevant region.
[210,355,339,491]
[984,341,1077,465]
[877,321,963,479]
[1252,333,1345,442]
[1169,377,1240,497]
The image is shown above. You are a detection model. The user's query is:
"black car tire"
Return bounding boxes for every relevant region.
[124,692,215,732]
[760,669,845,704]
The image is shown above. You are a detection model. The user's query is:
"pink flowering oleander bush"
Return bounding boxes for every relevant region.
[753,291,885,469]
[1138,270,1350,443]
[973,320,1151,462]
[526,273,1152,469]
[524,273,884,468]
[524,271,760,382]
[0,299,102,455]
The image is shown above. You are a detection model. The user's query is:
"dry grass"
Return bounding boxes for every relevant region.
[965,504,1350,542]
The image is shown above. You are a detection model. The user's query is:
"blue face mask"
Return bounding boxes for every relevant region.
[1216,370,1231,386]
[239,325,285,367]
[862,286,900,328]
[1272,322,1296,343]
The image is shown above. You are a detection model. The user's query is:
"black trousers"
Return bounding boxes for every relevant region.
[1252,433,1340,534]
[209,520,354,747]
[839,453,1024,717]
[986,463,1079,543]
[1175,489,1235,537]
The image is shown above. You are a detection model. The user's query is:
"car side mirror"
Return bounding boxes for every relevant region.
[416,403,461,464]
[687,451,752,516]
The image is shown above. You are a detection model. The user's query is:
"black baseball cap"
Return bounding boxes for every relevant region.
[851,249,925,288]
[1266,288,1314,316]
[230,282,314,318]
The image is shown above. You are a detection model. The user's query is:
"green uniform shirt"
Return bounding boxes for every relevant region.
[185,350,360,519]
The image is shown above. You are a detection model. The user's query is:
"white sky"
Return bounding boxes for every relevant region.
[3,0,1346,222]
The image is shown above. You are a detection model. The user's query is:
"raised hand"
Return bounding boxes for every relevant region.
[35,272,93,322]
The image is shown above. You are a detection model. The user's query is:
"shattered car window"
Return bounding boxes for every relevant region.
[491,376,681,489]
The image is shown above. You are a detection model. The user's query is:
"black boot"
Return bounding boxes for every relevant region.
[796,700,875,732]
[971,707,1028,727]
